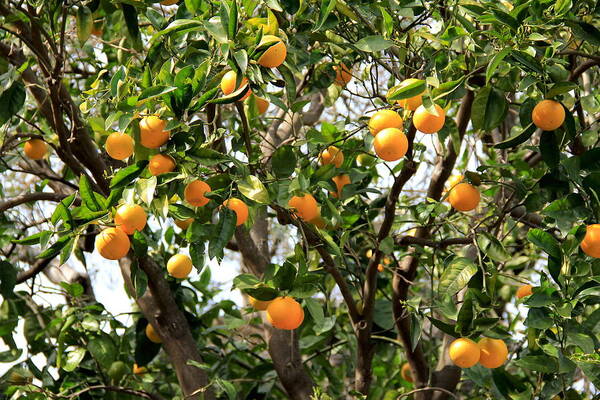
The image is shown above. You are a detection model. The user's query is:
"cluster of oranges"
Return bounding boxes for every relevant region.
[449,337,509,369]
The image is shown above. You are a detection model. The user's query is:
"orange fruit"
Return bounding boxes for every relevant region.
[23,139,48,160]
[377,264,384,272]
[333,63,352,86]
[448,338,480,368]
[581,224,600,258]
[95,227,131,260]
[478,338,508,368]
[532,100,565,131]
[105,132,134,160]
[223,198,249,226]
[184,180,211,207]
[368,109,403,136]
[254,96,269,114]
[400,363,413,382]
[161,0,178,4]
[220,70,251,100]
[145,323,162,344]
[257,35,287,68]
[174,218,194,230]
[516,284,533,299]
[167,254,193,279]
[288,194,319,221]
[413,104,446,134]
[114,204,147,235]
[373,128,408,161]
[248,296,272,311]
[448,183,480,212]
[331,174,350,198]
[266,297,304,330]
[319,146,344,168]
[140,116,170,149]
[395,78,424,111]
[148,154,175,176]
[133,363,147,375]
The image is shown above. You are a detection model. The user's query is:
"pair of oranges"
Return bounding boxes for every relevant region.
[449,337,509,369]
[318,146,351,199]
[95,204,148,260]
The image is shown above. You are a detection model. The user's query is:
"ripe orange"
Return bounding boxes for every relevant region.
[140,116,170,149]
[161,0,178,4]
[478,338,508,368]
[145,324,162,344]
[395,78,424,111]
[248,296,272,311]
[413,104,446,134]
[331,174,350,198]
[254,96,269,114]
[448,183,480,212]
[167,254,193,279]
[105,132,134,160]
[114,204,147,235]
[319,146,344,168]
[133,363,147,375]
[377,264,384,272]
[288,194,319,221]
[516,284,533,299]
[532,100,565,131]
[400,363,413,382]
[95,227,131,260]
[174,218,194,230]
[148,154,175,176]
[333,63,352,86]
[184,180,211,207]
[373,128,408,161]
[23,139,48,160]
[223,198,249,226]
[220,70,251,100]
[266,297,304,330]
[448,338,480,368]
[257,35,287,68]
[581,224,600,258]
[368,109,403,136]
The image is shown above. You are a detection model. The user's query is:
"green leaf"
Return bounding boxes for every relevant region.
[514,355,558,373]
[0,261,17,299]
[315,0,337,31]
[566,21,600,46]
[130,260,148,298]
[208,208,237,261]
[486,48,511,84]
[244,286,278,301]
[438,257,478,298]
[79,175,101,212]
[539,131,560,168]
[88,334,116,369]
[525,307,553,329]
[491,9,519,31]
[233,273,261,289]
[273,261,296,291]
[150,19,204,44]
[137,86,177,105]
[121,4,142,51]
[132,232,148,257]
[12,231,50,245]
[63,347,86,372]
[110,161,149,189]
[554,0,572,15]
[456,298,474,335]
[238,175,270,204]
[354,35,393,52]
[428,317,458,337]
[0,82,26,124]
[271,145,297,178]
[190,147,230,166]
[527,229,561,259]
[494,123,536,149]
[471,87,508,131]
[509,50,543,74]
[76,6,92,44]
[37,234,73,260]
[386,79,426,101]
[547,81,578,98]
[304,297,324,326]
[227,0,238,39]
[477,233,510,262]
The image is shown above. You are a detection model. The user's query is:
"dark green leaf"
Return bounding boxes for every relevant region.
[539,131,560,168]
[514,355,558,373]
[0,261,17,299]
[271,145,297,178]
[0,82,26,124]
[208,208,237,261]
[110,161,149,189]
[386,79,426,101]
[494,123,536,149]
[527,229,561,259]
[79,175,102,212]
[354,35,393,52]
[509,50,543,74]
[471,87,508,131]
[438,257,478,298]
[274,261,296,291]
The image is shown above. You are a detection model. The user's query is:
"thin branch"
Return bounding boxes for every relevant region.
[397,386,459,399]
[16,257,53,284]
[0,192,70,213]
[66,385,164,400]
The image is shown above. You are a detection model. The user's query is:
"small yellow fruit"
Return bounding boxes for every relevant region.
[145,323,162,344]
[167,254,193,279]
[23,139,48,160]
[448,183,480,212]
[368,109,403,136]
[248,296,272,311]
[105,132,134,160]
[516,284,533,299]
[448,338,480,368]
[257,35,287,68]
[288,194,319,221]
[114,204,147,235]
[140,116,170,149]
[319,146,344,168]
[95,227,130,260]
[373,127,408,161]
[222,198,249,226]
[331,174,350,198]
[581,224,600,258]
[478,338,508,368]
[266,297,304,330]
[220,70,251,100]
[532,100,565,131]
[184,180,211,207]
[148,154,175,176]
[413,104,446,134]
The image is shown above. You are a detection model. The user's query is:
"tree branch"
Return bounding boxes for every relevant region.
[0,192,71,213]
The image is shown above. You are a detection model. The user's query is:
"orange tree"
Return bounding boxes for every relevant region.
[0,0,599,399]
